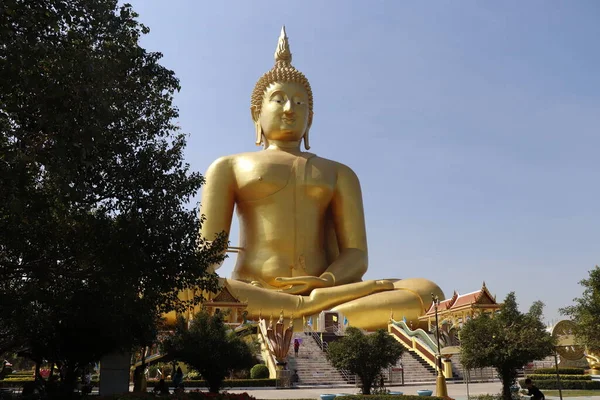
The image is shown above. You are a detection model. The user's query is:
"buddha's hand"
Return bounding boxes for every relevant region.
[272,276,333,295]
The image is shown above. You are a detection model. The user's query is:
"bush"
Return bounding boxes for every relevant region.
[335,396,444,400]
[469,395,504,400]
[0,378,99,388]
[0,377,276,390]
[532,367,585,375]
[186,370,201,380]
[249,364,269,379]
[182,379,276,388]
[526,374,591,381]
[519,379,600,390]
[96,392,258,399]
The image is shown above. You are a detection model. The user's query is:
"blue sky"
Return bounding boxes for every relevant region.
[127,0,599,323]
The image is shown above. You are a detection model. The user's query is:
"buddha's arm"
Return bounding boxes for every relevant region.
[199,156,236,271]
[321,163,368,285]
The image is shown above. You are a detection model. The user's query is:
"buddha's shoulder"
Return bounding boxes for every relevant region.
[207,152,358,177]
[206,152,258,169]
[310,155,359,177]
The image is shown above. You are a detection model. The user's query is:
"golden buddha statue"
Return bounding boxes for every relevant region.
[197,27,443,330]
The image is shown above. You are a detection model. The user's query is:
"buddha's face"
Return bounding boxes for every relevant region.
[259,82,309,143]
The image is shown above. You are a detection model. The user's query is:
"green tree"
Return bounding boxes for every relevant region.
[326,327,403,395]
[162,311,255,393]
[560,265,600,352]
[459,292,555,400]
[0,0,226,395]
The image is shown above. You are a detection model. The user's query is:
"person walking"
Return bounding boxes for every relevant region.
[294,339,300,357]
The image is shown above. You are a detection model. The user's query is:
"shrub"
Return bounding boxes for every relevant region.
[0,378,100,388]
[469,395,503,400]
[526,374,591,381]
[519,379,600,390]
[336,396,444,400]
[182,379,275,388]
[186,370,201,380]
[249,364,269,379]
[95,392,258,399]
[532,367,585,375]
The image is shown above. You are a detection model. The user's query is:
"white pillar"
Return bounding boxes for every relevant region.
[99,352,130,396]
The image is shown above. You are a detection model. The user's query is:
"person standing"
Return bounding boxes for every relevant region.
[172,366,184,391]
[294,339,300,357]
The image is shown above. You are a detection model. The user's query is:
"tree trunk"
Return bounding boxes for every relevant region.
[133,347,148,393]
[34,362,41,381]
[208,379,222,394]
[361,380,372,395]
[499,369,516,400]
[502,378,512,400]
[60,364,79,399]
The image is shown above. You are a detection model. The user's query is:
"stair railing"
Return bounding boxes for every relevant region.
[257,319,279,379]
[388,320,438,371]
[306,325,356,384]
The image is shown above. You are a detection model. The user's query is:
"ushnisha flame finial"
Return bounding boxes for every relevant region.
[274,26,292,65]
[251,26,314,149]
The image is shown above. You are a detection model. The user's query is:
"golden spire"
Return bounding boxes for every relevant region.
[274,26,292,65]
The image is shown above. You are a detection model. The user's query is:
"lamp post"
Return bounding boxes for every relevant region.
[432,293,448,398]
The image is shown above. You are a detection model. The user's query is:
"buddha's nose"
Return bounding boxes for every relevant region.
[283,99,294,113]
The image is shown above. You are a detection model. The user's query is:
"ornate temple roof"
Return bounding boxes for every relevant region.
[204,283,247,307]
[422,282,499,317]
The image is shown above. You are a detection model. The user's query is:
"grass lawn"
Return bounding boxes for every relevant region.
[544,390,600,397]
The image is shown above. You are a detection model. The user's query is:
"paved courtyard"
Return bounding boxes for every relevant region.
[219,381,599,400]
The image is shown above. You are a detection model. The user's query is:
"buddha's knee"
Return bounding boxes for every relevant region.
[330,278,444,331]
[392,277,445,303]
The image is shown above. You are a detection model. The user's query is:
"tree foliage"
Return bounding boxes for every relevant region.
[0,0,226,393]
[560,265,600,352]
[162,311,255,393]
[326,327,403,395]
[460,292,555,400]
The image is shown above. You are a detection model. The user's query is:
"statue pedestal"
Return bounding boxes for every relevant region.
[99,352,131,396]
[276,367,292,389]
[435,373,448,397]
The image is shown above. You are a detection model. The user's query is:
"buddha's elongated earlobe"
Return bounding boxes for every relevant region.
[254,121,263,146]
[251,105,263,146]
[303,127,311,150]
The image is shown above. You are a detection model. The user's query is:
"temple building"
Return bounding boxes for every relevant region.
[202,285,248,326]
[419,282,501,346]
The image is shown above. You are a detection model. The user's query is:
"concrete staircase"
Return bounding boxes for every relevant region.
[287,334,349,386]
[389,350,437,383]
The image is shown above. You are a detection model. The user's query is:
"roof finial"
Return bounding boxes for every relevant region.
[274,25,292,65]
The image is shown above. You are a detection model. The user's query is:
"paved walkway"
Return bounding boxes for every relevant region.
[225,381,500,399]
[220,382,600,400]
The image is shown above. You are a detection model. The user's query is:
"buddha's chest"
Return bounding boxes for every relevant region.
[234,155,336,203]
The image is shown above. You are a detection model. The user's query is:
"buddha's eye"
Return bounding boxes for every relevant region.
[296,101,305,105]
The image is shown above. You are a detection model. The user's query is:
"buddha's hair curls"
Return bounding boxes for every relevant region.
[250,28,314,127]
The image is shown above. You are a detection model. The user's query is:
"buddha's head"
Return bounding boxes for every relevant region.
[251,27,314,149]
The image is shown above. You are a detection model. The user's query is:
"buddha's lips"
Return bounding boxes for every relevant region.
[282,118,295,124]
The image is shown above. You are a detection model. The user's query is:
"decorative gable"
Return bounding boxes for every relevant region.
[212,286,240,303]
